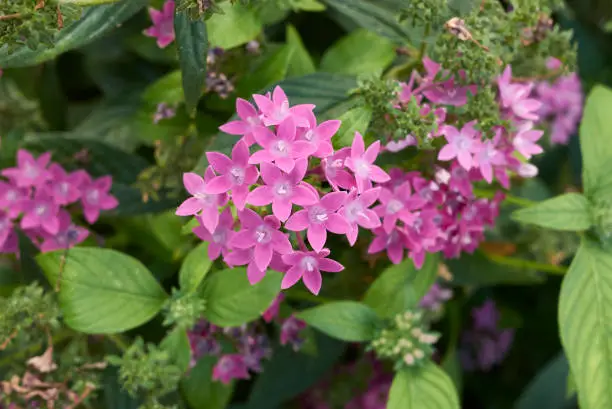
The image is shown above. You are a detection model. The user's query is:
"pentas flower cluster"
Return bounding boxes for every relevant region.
[178,86,393,294]
[0,149,118,254]
[460,299,514,372]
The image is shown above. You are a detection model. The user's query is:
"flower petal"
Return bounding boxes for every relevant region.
[183,172,207,195]
[285,210,309,231]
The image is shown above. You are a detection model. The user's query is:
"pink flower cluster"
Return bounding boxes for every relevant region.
[144,0,175,49]
[262,294,308,351]
[0,149,118,254]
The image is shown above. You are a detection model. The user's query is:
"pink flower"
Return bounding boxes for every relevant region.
[2,150,51,188]
[253,86,314,127]
[21,191,60,234]
[247,160,318,222]
[368,227,407,264]
[219,98,264,146]
[80,175,118,224]
[339,188,381,246]
[280,315,307,351]
[229,209,292,276]
[39,211,89,252]
[205,141,259,210]
[45,164,85,205]
[497,66,541,121]
[224,248,286,284]
[143,0,176,49]
[285,191,349,252]
[0,181,27,218]
[176,167,229,233]
[0,211,13,248]
[374,182,424,233]
[299,111,341,158]
[423,78,476,107]
[322,148,355,191]
[281,248,344,294]
[212,354,250,384]
[262,294,285,323]
[512,122,543,159]
[0,228,18,255]
[249,118,313,173]
[438,121,482,170]
[345,132,390,193]
[193,208,235,261]
[474,140,505,183]
[385,134,417,153]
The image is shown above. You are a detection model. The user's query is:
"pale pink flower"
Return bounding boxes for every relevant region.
[219,98,264,146]
[281,248,344,295]
[374,182,425,233]
[280,315,307,351]
[385,134,417,153]
[474,140,505,183]
[204,141,259,210]
[423,77,476,107]
[512,122,544,159]
[322,148,355,191]
[2,149,51,188]
[252,86,314,127]
[0,181,27,218]
[45,164,85,206]
[438,121,482,170]
[80,175,118,224]
[21,190,60,234]
[39,211,89,252]
[339,188,381,246]
[345,132,390,193]
[299,111,341,158]
[177,167,229,233]
[497,65,541,121]
[144,0,176,49]
[193,208,235,261]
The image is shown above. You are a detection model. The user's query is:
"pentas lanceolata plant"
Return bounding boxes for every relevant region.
[0,149,118,255]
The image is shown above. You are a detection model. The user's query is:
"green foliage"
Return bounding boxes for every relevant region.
[207,2,262,49]
[160,327,192,373]
[36,248,168,333]
[387,363,460,409]
[181,356,234,409]
[297,301,383,342]
[516,352,571,409]
[512,193,593,231]
[286,25,316,77]
[179,242,214,293]
[334,105,372,148]
[162,288,206,329]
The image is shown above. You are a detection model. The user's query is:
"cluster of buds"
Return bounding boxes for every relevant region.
[0,149,118,255]
[368,310,440,370]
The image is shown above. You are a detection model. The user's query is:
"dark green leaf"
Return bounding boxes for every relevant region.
[516,352,571,409]
[181,356,234,409]
[387,363,460,409]
[238,45,295,96]
[161,327,192,374]
[512,193,593,231]
[334,105,372,148]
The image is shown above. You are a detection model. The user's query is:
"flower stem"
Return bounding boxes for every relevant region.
[473,188,536,208]
[484,253,567,275]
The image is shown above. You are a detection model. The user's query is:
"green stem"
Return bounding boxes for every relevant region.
[0,328,73,368]
[473,188,536,208]
[285,289,337,304]
[484,253,567,275]
[106,334,129,352]
[418,23,431,61]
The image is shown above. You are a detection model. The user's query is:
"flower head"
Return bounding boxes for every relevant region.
[193,208,235,261]
[219,98,264,146]
[497,65,541,121]
[374,182,424,233]
[0,181,27,218]
[345,132,390,192]
[21,190,60,235]
[512,121,544,159]
[212,354,250,384]
[39,211,89,252]
[340,188,381,246]
[45,164,85,206]
[438,121,482,170]
[144,0,176,49]
[80,175,118,224]
[299,111,341,158]
[2,149,51,188]
[281,248,344,294]
[322,148,354,191]
[253,86,314,127]
[177,167,229,233]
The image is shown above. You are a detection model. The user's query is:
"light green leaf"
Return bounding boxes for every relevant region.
[334,106,372,148]
[0,0,148,68]
[202,268,282,327]
[294,0,327,10]
[174,12,208,114]
[512,193,592,231]
[181,356,234,409]
[297,301,382,342]
[580,85,612,195]
[207,2,262,49]
[286,25,316,77]
[363,253,439,318]
[238,45,295,96]
[36,248,167,334]
[559,238,612,409]
[160,327,192,373]
[142,70,184,106]
[321,29,395,76]
[387,363,460,409]
[179,242,213,293]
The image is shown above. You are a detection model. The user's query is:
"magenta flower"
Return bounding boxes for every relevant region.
[252,86,314,127]
[193,208,235,261]
[262,294,285,323]
[339,188,381,246]
[177,167,229,233]
[299,111,342,158]
[438,121,482,170]
[368,227,407,264]
[0,227,17,255]
[423,78,476,107]
[224,247,280,284]
[212,354,250,384]
[204,141,259,210]
[497,66,541,121]
[374,182,425,233]
[229,209,292,273]
[2,149,51,188]
[21,191,60,234]
[322,148,355,191]
[280,315,307,351]
[143,0,175,49]
[281,248,344,295]
[80,175,118,224]
[285,191,349,252]
[45,164,85,206]
[345,132,390,193]
[0,181,27,218]
[247,160,318,221]
[512,122,543,159]
[249,118,313,174]
[39,211,89,253]
[0,211,13,248]
[219,98,264,146]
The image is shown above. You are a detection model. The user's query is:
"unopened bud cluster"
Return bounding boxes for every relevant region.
[162,289,207,329]
[368,310,439,370]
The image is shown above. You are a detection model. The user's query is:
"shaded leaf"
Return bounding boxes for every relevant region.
[334,105,373,148]
[207,2,262,49]
[286,25,316,77]
[516,352,571,409]
[161,327,192,374]
[181,356,234,409]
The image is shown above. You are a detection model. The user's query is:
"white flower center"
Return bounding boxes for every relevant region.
[86,190,99,205]
[195,192,215,205]
[300,256,317,272]
[386,199,404,214]
[272,140,290,157]
[35,204,48,216]
[308,206,328,224]
[58,182,69,196]
[229,166,245,185]
[5,190,17,202]
[213,229,226,244]
[304,130,315,141]
[353,159,370,178]
[274,182,291,198]
[344,201,364,222]
[254,225,272,244]
[23,163,39,179]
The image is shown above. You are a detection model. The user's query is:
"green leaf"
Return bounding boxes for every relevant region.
[0,0,148,68]
[160,327,192,374]
[515,352,571,409]
[286,25,316,77]
[512,193,592,231]
[559,238,612,409]
[207,2,262,49]
[387,363,460,409]
[179,242,213,293]
[297,301,382,342]
[174,12,208,114]
[322,0,412,44]
[334,106,373,148]
[580,85,612,195]
[36,248,167,334]
[181,356,234,409]
[292,0,327,11]
[239,45,295,96]
[321,29,395,76]
[363,253,438,318]
[143,70,185,106]
[202,268,282,327]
